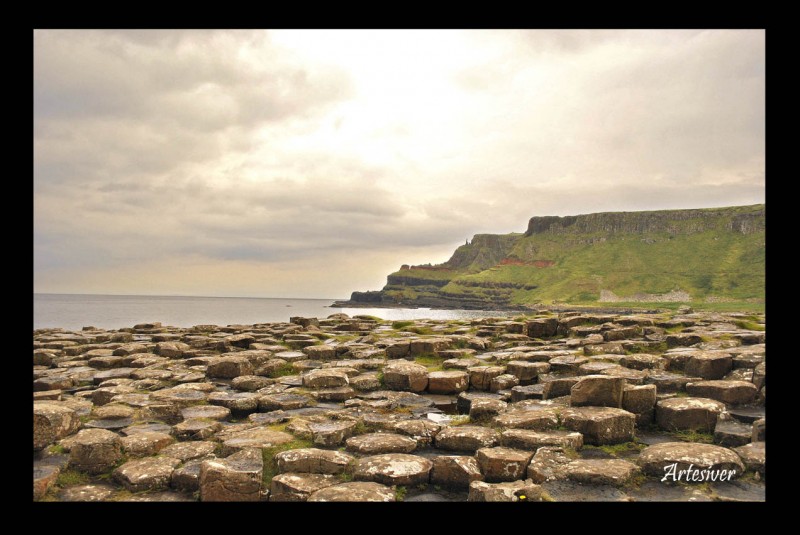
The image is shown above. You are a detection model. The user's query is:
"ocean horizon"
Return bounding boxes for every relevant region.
[33,293,511,331]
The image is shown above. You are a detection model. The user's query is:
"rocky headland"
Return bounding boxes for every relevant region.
[334,204,765,310]
[34,309,765,501]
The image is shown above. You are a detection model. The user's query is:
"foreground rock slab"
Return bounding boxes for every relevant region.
[199,449,264,502]
[638,442,745,479]
[468,479,544,502]
[308,481,396,502]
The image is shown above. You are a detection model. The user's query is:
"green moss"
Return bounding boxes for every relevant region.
[734,320,766,331]
[414,353,446,371]
[392,321,415,330]
[268,362,298,379]
[669,429,714,444]
[47,444,66,455]
[395,486,407,501]
[584,441,646,457]
[448,415,471,426]
[55,468,90,487]
[351,420,368,436]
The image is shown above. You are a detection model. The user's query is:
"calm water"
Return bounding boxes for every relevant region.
[34,294,512,331]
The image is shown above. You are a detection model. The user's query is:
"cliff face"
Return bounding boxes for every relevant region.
[336,204,765,309]
[525,205,765,237]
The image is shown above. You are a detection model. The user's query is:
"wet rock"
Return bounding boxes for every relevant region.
[208,391,261,413]
[666,333,704,347]
[456,391,501,413]
[656,397,725,432]
[435,426,500,452]
[564,459,640,486]
[269,472,338,501]
[206,356,254,379]
[34,403,80,450]
[501,429,583,451]
[303,345,337,360]
[506,361,550,383]
[538,379,578,403]
[569,375,626,408]
[302,368,349,388]
[58,484,116,502]
[476,447,534,482]
[510,384,545,402]
[752,362,766,390]
[173,418,222,441]
[685,352,733,380]
[350,373,382,391]
[733,442,765,475]
[309,420,358,447]
[259,393,313,411]
[639,442,744,480]
[275,448,355,475]
[170,458,207,492]
[220,427,294,456]
[427,370,469,394]
[468,479,544,502]
[181,404,231,421]
[752,418,765,442]
[468,366,506,391]
[200,448,264,501]
[392,420,441,446]
[493,407,559,430]
[155,341,190,358]
[431,456,483,488]
[311,386,356,402]
[69,429,123,474]
[150,387,208,407]
[92,404,135,420]
[622,384,657,426]
[526,318,558,338]
[561,407,635,445]
[620,353,664,370]
[469,398,508,421]
[120,431,174,457]
[714,419,753,447]
[382,361,429,392]
[33,464,60,501]
[34,375,75,391]
[161,441,217,462]
[114,456,180,492]
[231,375,274,391]
[354,453,432,486]
[307,481,395,502]
[490,374,520,392]
[346,432,417,454]
[685,380,757,405]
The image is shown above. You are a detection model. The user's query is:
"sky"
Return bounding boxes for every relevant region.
[34,29,765,299]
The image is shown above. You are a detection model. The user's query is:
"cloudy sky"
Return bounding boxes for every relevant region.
[34,29,765,298]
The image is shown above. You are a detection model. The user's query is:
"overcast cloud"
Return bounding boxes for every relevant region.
[34,29,765,298]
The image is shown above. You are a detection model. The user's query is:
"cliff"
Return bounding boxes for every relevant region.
[335,204,765,310]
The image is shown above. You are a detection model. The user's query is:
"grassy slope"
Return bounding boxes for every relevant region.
[380,205,765,309]
[441,229,764,304]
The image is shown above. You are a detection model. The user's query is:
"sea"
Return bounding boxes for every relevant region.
[33,293,512,331]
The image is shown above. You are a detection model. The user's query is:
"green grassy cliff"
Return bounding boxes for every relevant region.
[344,205,765,310]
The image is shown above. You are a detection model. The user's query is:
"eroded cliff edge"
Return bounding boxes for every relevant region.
[334,205,765,310]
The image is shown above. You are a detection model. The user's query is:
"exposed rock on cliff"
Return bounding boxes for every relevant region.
[335,205,765,310]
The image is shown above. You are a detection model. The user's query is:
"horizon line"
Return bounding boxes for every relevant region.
[34,292,347,301]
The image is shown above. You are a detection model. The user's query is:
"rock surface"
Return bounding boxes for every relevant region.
[31,308,765,502]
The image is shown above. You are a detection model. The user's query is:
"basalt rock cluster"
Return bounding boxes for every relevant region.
[34,309,765,501]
